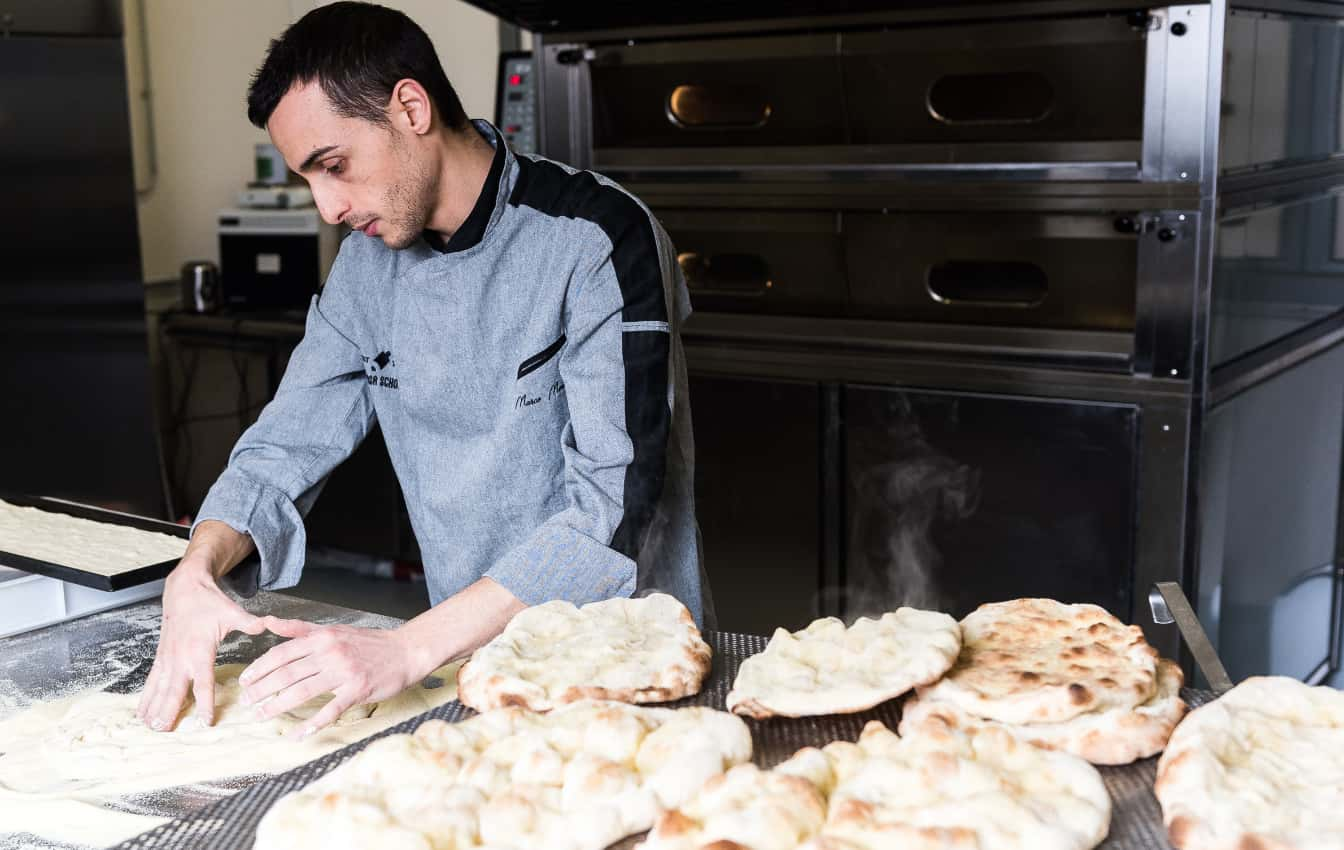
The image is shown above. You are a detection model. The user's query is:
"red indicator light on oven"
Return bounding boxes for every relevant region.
[509,74,522,86]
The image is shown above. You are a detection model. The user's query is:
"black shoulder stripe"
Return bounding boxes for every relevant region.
[510,156,671,561]
[508,157,667,325]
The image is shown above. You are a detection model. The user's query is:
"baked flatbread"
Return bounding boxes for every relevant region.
[914,598,1159,725]
[635,762,828,850]
[1155,676,1344,850]
[901,657,1187,765]
[254,700,752,850]
[457,593,711,712]
[726,609,961,719]
[642,716,1110,850]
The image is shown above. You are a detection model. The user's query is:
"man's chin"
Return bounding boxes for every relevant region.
[383,229,419,251]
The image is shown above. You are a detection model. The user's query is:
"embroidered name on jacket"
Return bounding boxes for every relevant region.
[363,350,399,389]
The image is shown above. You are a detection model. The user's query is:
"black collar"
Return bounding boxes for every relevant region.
[423,124,506,254]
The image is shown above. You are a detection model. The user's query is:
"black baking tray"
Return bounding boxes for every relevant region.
[110,630,1213,850]
[0,494,187,591]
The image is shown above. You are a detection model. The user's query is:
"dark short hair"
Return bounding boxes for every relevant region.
[246,1,468,132]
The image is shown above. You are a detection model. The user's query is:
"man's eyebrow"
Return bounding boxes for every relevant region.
[297,145,340,173]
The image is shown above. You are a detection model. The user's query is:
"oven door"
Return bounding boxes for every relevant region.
[842,385,1139,620]
[589,13,1147,174]
[662,208,1140,340]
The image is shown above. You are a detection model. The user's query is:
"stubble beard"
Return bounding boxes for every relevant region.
[379,139,437,251]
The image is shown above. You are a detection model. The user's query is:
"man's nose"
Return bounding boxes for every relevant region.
[312,188,348,227]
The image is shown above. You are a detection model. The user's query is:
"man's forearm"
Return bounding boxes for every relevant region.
[176,519,256,581]
[395,577,527,678]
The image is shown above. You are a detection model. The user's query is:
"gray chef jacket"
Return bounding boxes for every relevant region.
[193,120,711,626]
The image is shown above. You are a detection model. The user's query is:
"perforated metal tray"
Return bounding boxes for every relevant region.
[109,631,1209,850]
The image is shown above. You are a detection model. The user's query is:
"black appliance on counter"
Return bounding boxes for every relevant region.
[216,208,339,311]
[474,0,1344,684]
[0,0,167,518]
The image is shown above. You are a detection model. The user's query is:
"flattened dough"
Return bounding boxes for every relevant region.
[0,499,187,578]
[0,662,460,847]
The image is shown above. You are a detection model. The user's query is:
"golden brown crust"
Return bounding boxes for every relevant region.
[1167,814,1198,849]
[916,599,1160,726]
[457,595,712,712]
[905,658,1186,766]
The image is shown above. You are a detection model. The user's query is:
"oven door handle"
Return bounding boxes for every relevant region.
[678,251,773,296]
[666,85,773,131]
[925,261,1048,309]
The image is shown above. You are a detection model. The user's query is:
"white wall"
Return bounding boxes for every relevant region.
[124,0,502,282]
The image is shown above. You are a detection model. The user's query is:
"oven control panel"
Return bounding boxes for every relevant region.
[496,51,537,155]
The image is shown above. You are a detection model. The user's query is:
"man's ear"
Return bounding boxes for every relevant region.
[390,79,434,135]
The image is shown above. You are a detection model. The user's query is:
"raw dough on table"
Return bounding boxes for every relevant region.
[0,499,187,578]
[0,662,460,848]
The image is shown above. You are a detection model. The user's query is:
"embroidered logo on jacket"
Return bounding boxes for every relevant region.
[363,350,399,389]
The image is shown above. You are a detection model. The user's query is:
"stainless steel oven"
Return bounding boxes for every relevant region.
[470,0,1344,680]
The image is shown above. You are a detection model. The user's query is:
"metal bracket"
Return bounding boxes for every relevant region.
[1149,581,1233,694]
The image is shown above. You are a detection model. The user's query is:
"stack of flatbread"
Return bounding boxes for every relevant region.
[637,713,1111,850]
[457,593,712,712]
[1155,676,1344,850]
[726,609,961,719]
[254,700,752,850]
[899,598,1187,765]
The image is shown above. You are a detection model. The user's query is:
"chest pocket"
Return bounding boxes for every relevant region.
[517,334,566,380]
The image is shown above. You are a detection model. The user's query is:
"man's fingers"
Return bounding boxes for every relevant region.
[289,692,356,740]
[136,666,163,724]
[191,670,216,726]
[239,632,315,689]
[149,672,191,732]
[233,612,268,637]
[242,657,321,708]
[256,672,334,722]
[259,616,317,639]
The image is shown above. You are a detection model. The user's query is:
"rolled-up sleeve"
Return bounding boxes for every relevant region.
[193,268,375,596]
[486,215,672,607]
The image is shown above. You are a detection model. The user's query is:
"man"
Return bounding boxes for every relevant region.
[137,1,709,736]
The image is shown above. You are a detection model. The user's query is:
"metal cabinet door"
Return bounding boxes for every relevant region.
[842,386,1138,621]
[691,376,822,633]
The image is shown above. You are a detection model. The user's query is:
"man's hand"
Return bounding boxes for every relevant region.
[138,520,262,732]
[238,577,525,738]
[238,619,427,738]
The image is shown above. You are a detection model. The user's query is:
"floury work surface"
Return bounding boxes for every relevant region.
[117,632,1214,850]
[0,593,401,850]
[0,597,1212,850]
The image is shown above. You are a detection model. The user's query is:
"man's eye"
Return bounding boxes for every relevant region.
[323,161,344,176]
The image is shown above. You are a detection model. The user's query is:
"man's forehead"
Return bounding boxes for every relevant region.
[268,83,343,161]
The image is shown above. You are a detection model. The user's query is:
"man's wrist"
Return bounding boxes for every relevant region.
[169,554,220,587]
[393,616,453,682]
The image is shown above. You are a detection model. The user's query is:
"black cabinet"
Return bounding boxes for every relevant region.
[843,386,1138,621]
[690,376,821,634]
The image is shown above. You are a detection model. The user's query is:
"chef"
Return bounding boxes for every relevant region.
[138,0,708,736]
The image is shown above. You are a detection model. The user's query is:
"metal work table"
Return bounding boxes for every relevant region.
[0,592,396,726]
[2,596,1209,850]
